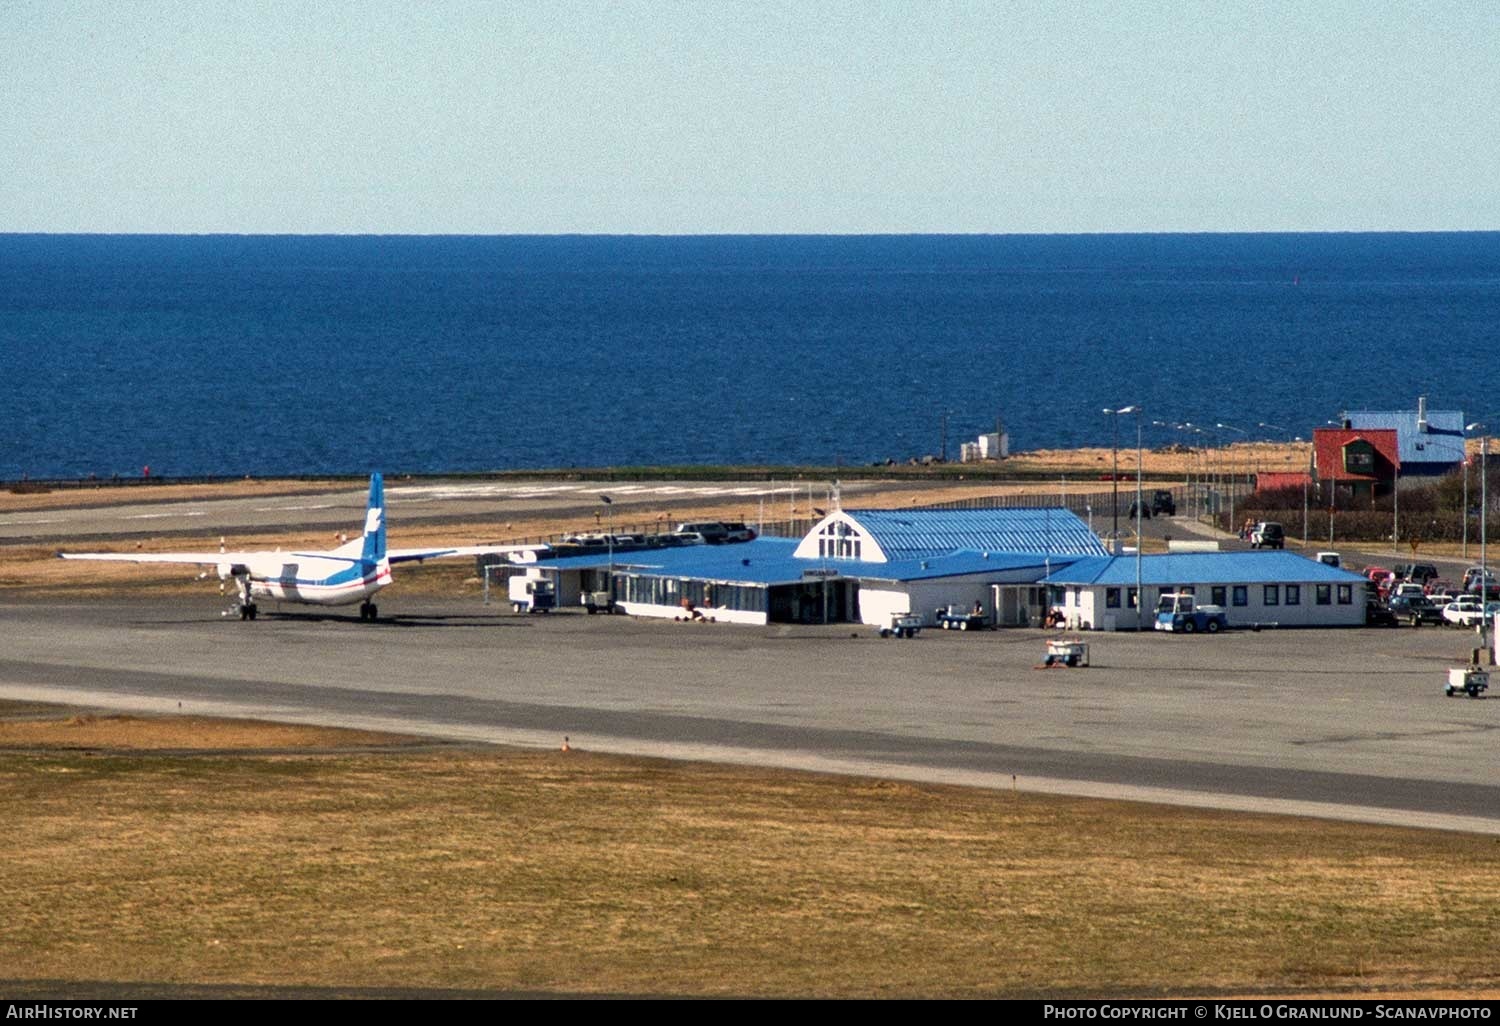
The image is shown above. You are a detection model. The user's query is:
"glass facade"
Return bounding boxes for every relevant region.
[619,575,767,613]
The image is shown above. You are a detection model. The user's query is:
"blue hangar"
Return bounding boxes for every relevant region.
[517,505,1372,630]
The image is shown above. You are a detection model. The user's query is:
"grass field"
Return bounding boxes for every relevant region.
[3,707,1499,998]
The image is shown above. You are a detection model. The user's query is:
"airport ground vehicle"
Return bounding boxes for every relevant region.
[1248,521,1285,549]
[1446,665,1490,698]
[509,574,556,613]
[935,604,988,630]
[1154,593,1228,633]
[878,612,922,639]
[582,590,616,614]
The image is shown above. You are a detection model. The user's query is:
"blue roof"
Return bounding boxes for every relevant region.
[531,537,1087,586]
[1344,408,1465,468]
[1042,551,1370,587]
[848,507,1109,560]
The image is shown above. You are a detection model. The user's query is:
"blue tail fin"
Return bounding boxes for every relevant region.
[361,473,387,563]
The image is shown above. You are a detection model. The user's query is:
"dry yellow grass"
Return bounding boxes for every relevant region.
[2,709,1498,998]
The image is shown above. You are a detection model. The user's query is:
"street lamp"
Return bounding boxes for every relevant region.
[1107,405,1144,625]
[1104,408,1128,551]
[1467,423,1486,601]
[1217,422,1248,535]
[1129,406,1144,630]
[599,494,615,590]
[1184,421,1217,522]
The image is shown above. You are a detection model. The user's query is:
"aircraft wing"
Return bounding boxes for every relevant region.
[387,544,550,565]
[57,550,256,566]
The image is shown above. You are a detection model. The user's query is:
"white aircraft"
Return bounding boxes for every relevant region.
[58,473,543,621]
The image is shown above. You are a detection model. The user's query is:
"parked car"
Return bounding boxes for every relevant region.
[1442,596,1487,627]
[721,521,757,543]
[1370,572,1398,601]
[1362,566,1392,582]
[1392,562,1440,585]
[675,521,730,544]
[1365,601,1400,628]
[1388,594,1445,627]
[1463,567,1500,599]
[1390,582,1426,602]
[1423,578,1454,597]
[1248,521,1285,549]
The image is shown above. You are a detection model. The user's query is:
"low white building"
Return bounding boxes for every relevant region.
[1041,551,1372,630]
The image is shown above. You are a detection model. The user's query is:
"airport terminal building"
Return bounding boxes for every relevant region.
[512,507,1373,630]
[520,507,1109,627]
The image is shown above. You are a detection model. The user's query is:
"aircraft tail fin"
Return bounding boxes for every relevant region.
[361,473,387,564]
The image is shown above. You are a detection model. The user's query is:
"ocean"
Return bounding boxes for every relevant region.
[3,233,1499,480]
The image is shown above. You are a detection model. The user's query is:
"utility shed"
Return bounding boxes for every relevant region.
[1041,551,1371,631]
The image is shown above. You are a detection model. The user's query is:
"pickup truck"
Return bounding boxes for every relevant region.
[1154,593,1229,634]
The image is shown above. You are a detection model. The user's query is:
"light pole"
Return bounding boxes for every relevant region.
[1260,422,1309,543]
[1217,422,1247,536]
[1104,408,1128,551]
[1107,405,1144,624]
[1153,420,1189,518]
[1468,423,1487,599]
[1464,440,1470,560]
[1185,421,1216,524]
[1130,406,1144,630]
[599,494,614,594]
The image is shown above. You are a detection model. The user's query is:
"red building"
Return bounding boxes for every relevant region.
[1312,428,1400,504]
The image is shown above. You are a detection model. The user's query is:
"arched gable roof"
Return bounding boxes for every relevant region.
[793,507,1108,563]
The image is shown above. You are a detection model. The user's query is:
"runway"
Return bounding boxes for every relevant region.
[3,595,1498,834]
[0,478,877,543]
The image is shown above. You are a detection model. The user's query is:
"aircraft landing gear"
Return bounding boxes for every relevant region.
[232,575,258,621]
[359,601,378,622]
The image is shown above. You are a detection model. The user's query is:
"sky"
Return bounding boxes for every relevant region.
[3,0,1498,234]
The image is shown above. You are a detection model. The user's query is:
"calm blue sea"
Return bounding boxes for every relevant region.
[3,233,1499,480]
